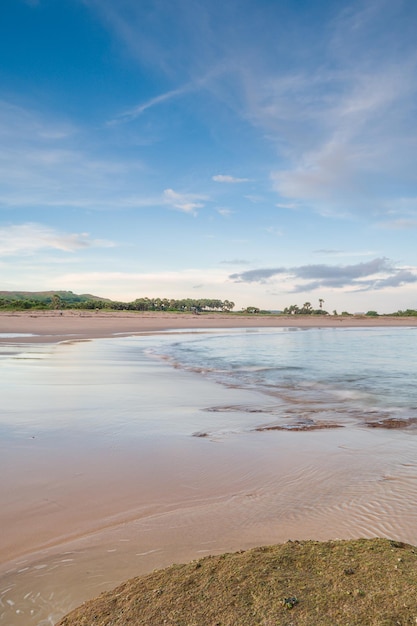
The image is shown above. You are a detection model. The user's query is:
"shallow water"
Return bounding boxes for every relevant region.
[149,327,417,430]
[1,327,417,625]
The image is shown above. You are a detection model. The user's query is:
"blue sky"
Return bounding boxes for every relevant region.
[1,0,417,312]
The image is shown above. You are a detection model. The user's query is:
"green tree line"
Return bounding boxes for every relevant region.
[1,291,417,316]
[0,292,235,313]
[282,301,329,315]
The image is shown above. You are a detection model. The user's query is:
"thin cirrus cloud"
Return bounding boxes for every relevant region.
[237,4,417,220]
[0,100,147,211]
[313,249,377,258]
[230,258,417,292]
[109,85,192,124]
[216,208,234,217]
[86,0,417,222]
[376,219,417,230]
[163,188,208,214]
[2,0,417,312]
[212,175,250,184]
[267,65,417,218]
[0,101,211,216]
[0,224,115,257]
[109,70,220,124]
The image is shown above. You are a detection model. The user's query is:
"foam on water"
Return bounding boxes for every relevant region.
[149,326,417,430]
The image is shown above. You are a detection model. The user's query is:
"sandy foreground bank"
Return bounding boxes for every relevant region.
[1,312,417,626]
[1,310,416,343]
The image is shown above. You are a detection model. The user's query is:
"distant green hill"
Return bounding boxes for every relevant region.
[0,292,236,312]
[0,290,109,308]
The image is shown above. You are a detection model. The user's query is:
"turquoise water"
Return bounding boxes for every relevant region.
[149,327,417,431]
[1,327,416,438]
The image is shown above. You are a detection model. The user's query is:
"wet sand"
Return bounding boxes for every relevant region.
[1,309,417,345]
[1,312,417,625]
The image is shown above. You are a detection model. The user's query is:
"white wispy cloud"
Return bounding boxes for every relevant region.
[313,249,378,258]
[376,219,417,230]
[0,223,115,257]
[220,258,251,265]
[89,0,417,222]
[0,100,154,211]
[0,99,75,143]
[109,85,192,124]
[276,202,298,210]
[85,0,417,230]
[245,195,265,204]
[0,101,219,218]
[265,226,283,236]
[212,174,249,184]
[185,1,417,221]
[163,188,207,214]
[216,208,234,217]
[258,24,417,219]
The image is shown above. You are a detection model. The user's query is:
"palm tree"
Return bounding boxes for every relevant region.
[319,298,324,310]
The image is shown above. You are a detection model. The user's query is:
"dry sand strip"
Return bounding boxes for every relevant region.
[1,310,416,344]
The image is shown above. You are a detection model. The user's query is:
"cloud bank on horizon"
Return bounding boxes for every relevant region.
[0,0,417,311]
[230,258,417,292]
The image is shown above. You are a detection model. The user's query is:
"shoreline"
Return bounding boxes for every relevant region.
[2,314,417,625]
[1,310,416,344]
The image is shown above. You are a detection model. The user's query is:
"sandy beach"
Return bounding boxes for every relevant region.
[1,312,417,625]
[1,310,417,344]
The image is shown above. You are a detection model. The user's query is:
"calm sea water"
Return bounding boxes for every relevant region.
[1,326,416,437]
[148,326,417,432]
[2,326,417,626]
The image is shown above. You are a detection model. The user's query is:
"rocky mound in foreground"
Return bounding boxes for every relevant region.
[56,538,417,626]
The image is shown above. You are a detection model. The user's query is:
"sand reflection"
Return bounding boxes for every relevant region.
[2,333,417,625]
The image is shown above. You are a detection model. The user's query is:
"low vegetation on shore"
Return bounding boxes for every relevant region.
[0,290,235,313]
[56,538,417,626]
[1,290,417,317]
